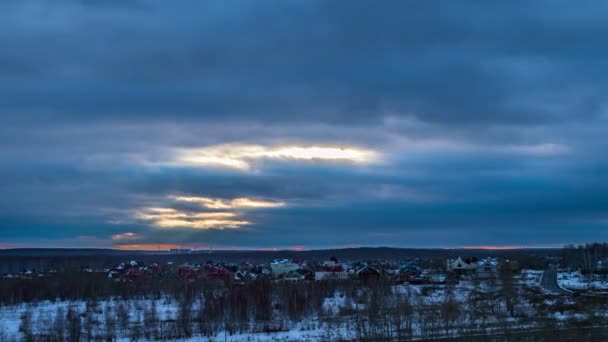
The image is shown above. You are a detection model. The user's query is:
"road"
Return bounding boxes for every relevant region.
[541,265,572,294]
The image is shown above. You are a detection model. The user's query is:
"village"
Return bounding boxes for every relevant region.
[7,251,608,297]
[3,248,608,341]
[3,255,516,285]
[0,255,503,285]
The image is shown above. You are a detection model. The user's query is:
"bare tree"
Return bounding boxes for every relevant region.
[66,306,82,342]
[19,308,34,342]
[143,300,158,340]
[116,302,130,337]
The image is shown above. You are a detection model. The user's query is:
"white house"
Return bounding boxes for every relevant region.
[270,259,300,274]
[446,257,477,272]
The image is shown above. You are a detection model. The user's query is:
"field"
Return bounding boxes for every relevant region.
[1,269,607,341]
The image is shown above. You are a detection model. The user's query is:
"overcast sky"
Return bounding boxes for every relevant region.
[1,0,607,250]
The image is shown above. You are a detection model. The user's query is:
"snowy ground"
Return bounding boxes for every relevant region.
[0,298,184,341]
[518,269,543,288]
[0,270,600,341]
[558,271,608,291]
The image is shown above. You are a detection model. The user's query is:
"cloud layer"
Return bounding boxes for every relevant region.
[1,1,607,249]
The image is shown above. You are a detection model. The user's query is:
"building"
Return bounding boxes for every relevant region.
[430,273,447,284]
[315,271,350,281]
[399,262,422,282]
[177,264,198,279]
[271,259,300,274]
[446,257,478,272]
[170,248,192,254]
[357,265,381,281]
[597,259,608,274]
[322,257,345,272]
[476,258,498,279]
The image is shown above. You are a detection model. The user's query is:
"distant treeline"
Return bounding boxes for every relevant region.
[561,242,608,273]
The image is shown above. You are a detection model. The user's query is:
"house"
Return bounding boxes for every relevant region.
[322,257,345,272]
[315,258,349,280]
[597,259,608,274]
[429,273,447,284]
[324,256,340,265]
[234,270,255,283]
[177,265,198,279]
[207,266,232,282]
[357,265,381,281]
[297,266,315,280]
[399,262,421,282]
[407,274,429,285]
[323,264,344,272]
[476,258,498,279]
[446,257,478,272]
[282,270,305,281]
[315,271,350,281]
[271,259,300,275]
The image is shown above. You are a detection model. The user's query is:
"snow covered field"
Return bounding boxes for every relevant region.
[558,271,608,292]
[0,270,604,341]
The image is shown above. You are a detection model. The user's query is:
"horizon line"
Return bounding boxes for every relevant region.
[0,245,565,252]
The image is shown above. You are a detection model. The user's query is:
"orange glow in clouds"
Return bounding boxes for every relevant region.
[115,244,184,251]
[462,245,527,250]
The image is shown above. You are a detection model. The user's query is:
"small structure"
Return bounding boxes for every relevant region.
[170,248,192,254]
[597,259,608,274]
[357,265,381,281]
[476,258,498,279]
[271,259,300,275]
[323,264,344,272]
[429,273,447,284]
[234,270,255,283]
[408,274,429,285]
[207,266,232,282]
[399,262,421,282]
[315,271,350,281]
[297,266,315,280]
[178,265,198,279]
[322,257,345,272]
[446,257,477,273]
[282,270,305,281]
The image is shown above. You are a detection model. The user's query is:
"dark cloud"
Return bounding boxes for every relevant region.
[2,1,608,125]
[1,1,607,248]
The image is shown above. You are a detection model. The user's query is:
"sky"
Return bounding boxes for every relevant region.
[1,0,607,250]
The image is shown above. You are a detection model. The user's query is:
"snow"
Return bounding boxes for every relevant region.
[2,269,606,341]
[557,271,608,292]
[0,298,183,340]
[518,269,543,288]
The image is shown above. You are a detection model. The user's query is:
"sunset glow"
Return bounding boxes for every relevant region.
[134,208,249,229]
[173,144,378,170]
[172,195,285,209]
[461,245,530,250]
[114,243,184,251]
